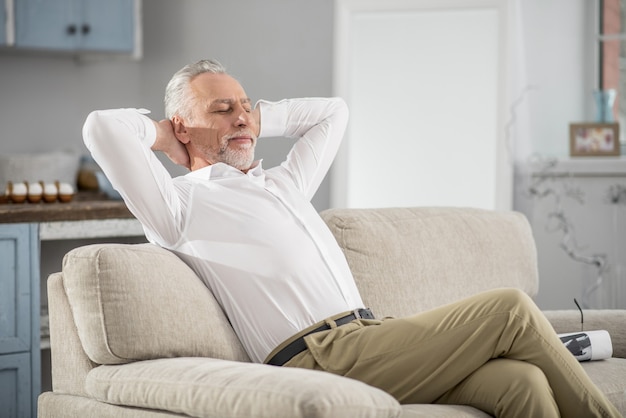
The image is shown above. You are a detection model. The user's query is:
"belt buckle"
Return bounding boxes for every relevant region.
[355,308,374,319]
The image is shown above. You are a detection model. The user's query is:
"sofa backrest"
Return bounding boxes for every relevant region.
[55,207,538,374]
[320,207,539,319]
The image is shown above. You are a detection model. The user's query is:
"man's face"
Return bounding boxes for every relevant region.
[176,72,258,172]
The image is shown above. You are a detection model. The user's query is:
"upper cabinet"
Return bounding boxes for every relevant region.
[4,0,140,55]
[79,0,135,52]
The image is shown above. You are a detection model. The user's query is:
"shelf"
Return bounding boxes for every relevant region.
[0,191,135,224]
[531,157,626,178]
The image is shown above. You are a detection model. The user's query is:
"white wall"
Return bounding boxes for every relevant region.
[0,0,596,198]
[0,0,335,207]
[520,0,596,158]
[0,0,594,204]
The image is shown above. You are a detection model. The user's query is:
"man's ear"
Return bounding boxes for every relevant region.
[172,115,190,144]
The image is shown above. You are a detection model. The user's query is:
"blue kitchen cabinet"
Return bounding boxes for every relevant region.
[0,353,31,418]
[0,224,40,418]
[15,0,135,52]
[81,0,134,52]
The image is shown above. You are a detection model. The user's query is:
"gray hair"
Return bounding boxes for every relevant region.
[164,59,227,120]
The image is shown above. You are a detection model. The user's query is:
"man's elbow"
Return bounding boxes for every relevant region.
[82,109,129,151]
[82,109,108,149]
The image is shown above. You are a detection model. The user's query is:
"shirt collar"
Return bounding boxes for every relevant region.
[186,160,264,180]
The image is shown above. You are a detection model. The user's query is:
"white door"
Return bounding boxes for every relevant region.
[332,0,512,210]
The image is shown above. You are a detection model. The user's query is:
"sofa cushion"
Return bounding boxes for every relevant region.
[86,357,402,418]
[320,207,539,318]
[62,243,250,365]
[582,358,626,414]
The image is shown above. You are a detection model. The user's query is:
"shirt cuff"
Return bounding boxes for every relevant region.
[256,99,288,138]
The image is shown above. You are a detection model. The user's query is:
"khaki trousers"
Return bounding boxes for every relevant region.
[283,288,621,418]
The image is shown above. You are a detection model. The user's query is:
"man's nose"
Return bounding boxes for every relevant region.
[235,110,250,126]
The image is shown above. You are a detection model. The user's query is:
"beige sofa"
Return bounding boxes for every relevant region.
[38,207,626,417]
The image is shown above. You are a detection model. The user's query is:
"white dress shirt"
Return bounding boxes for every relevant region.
[82,98,365,363]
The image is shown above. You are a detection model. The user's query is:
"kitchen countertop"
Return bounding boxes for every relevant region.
[0,191,134,224]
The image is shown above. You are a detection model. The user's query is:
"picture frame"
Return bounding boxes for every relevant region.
[569,123,620,157]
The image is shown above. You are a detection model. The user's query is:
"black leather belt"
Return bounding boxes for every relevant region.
[267,308,374,366]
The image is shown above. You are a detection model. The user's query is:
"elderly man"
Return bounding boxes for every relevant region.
[83,59,620,418]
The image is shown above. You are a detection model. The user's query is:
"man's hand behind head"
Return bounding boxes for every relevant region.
[152,119,191,169]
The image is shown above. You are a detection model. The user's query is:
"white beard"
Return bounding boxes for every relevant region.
[219,144,255,171]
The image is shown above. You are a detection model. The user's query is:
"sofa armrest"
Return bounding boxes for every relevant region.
[86,357,402,418]
[543,309,626,358]
[62,243,249,365]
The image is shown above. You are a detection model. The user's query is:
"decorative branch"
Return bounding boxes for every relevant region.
[546,210,607,308]
[505,84,612,308]
[526,156,607,308]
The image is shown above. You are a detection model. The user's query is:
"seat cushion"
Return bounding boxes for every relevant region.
[86,357,402,418]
